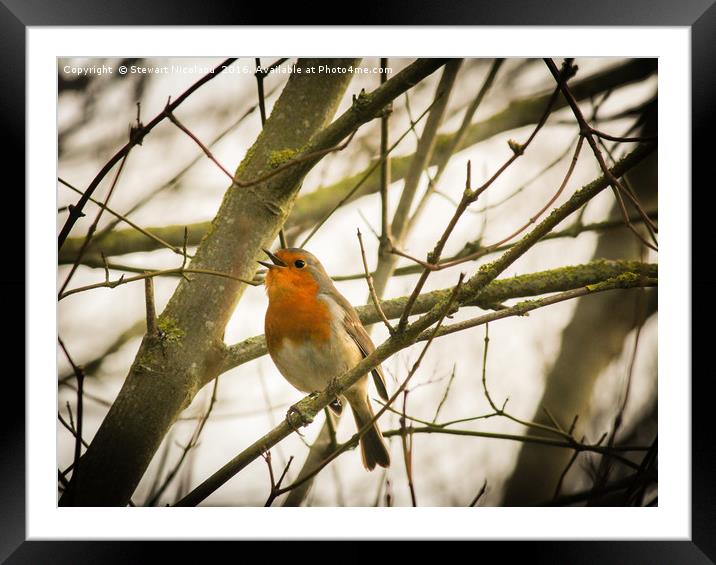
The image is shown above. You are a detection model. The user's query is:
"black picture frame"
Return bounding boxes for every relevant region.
[5,1,710,562]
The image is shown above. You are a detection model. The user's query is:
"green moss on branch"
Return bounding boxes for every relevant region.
[221,259,657,373]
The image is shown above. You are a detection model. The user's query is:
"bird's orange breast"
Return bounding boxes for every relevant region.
[265,271,332,351]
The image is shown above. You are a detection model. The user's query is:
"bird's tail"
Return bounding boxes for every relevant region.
[350,396,390,471]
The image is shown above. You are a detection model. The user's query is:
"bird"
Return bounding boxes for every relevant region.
[259,247,391,471]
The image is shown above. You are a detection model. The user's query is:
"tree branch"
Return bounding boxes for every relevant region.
[221,259,657,373]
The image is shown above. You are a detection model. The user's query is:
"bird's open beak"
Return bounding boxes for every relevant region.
[258,248,287,269]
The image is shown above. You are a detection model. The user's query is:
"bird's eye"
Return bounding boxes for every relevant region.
[294,259,306,269]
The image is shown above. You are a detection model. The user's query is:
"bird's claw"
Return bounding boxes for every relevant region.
[286,403,314,434]
[328,376,341,394]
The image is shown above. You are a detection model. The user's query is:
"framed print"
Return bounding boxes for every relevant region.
[6,0,711,561]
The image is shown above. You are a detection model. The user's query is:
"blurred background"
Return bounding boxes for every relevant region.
[57,57,657,506]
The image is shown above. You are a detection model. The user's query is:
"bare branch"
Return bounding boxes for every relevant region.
[58,338,85,502]
[357,228,394,335]
[408,58,504,232]
[144,276,158,336]
[167,110,235,182]
[469,479,488,507]
[221,259,657,373]
[59,265,260,301]
[59,153,130,297]
[58,58,238,248]
[543,58,657,250]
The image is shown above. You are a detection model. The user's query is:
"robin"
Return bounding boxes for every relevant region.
[259,247,391,471]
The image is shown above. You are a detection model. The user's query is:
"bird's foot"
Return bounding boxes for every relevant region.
[327,376,341,394]
[286,402,314,434]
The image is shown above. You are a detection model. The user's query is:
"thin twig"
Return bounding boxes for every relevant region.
[543,58,658,251]
[255,57,287,249]
[469,479,488,507]
[299,96,441,248]
[59,178,188,258]
[167,110,235,182]
[482,135,585,250]
[478,133,579,215]
[399,391,418,506]
[263,452,295,507]
[542,406,564,434]
[357,228,394,335]
[58,413,89,449]
[432,364,457,423]
[146,377,221,506]
[58,58,237,249]
[590,129,657,144]
[255,58,269,125]
[58,338,85,501]
[553,434,587,500]
[59,153,130,297]
[59,266,259,300]
[597,131,659,249]
[144,276,158,336]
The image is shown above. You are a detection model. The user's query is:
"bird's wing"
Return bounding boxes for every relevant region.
[330,292,389,401]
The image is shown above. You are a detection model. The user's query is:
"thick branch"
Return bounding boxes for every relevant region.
[221,259,656,373]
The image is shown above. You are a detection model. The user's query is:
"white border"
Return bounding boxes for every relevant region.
[29,27,690,539]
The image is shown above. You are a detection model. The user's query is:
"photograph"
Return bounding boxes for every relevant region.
[56,56,659,509]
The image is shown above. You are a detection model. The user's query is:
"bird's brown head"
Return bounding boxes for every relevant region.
[259,248,330,300]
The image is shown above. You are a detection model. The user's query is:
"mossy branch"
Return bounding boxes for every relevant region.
[220,259,657,374]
